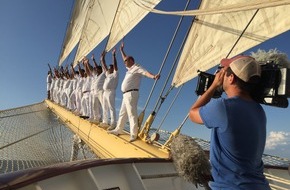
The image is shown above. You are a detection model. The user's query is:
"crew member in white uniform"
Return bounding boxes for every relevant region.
[75,64,86,115]
[67,65,79,111]
[108,42,160,142]
[80,58,92,118]
[50,75,55,101]
[47,71,52,99]
[90,54,106,123]
[100,49,119,130]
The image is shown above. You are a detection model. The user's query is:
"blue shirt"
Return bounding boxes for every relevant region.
[200,97,270,190]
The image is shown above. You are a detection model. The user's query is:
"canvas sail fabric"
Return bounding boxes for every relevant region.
[105,0,161,51]
[73,0,119,64]
[58,0,91,66]
[135,0,290,16]
[76,0,162,56]
[169,0,290,87]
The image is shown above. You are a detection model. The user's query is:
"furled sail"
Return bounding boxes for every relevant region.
[73,0,119,64]
[171,0,290,87]
[58,0,91,66]
[105,0,162,51]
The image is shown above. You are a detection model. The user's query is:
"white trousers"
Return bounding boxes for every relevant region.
[80,92,90,116]
[60,90,69,107]
[103,90,116,126]
[76,90,82,113]
[91,89,104,122]
[68,90,76,110]
[114,91,139,138]
[50,88,54,101]
[55,89,61,104]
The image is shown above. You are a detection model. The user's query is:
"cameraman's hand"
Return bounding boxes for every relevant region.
[212,69,225,88]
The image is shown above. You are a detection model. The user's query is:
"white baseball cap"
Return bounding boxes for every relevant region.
[221,55,261,82]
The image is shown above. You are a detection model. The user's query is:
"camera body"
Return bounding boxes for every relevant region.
[195,62,290,108]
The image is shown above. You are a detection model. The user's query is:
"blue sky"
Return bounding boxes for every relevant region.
[0,0,290,159]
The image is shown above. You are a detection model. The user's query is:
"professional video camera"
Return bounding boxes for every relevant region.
[195,61,290,108]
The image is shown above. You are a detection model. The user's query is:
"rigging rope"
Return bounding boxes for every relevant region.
[226,9,260,58]
[57,0,75,67]
[155,85,184,132]
[137,0,199,141]
[139,0,192,125]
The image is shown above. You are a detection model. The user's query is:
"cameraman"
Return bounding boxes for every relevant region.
[189,55,270,190]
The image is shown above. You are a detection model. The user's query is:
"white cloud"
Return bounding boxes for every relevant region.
[265,131,290,149]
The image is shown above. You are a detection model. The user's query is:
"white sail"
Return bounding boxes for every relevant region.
[171,0,290,87]
[58,0,91,66]
[105,0,162,51]
[73,0,119,64]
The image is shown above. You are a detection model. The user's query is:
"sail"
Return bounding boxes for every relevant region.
[105,0,162,51]
[58,0,91,66]
[171,0,290,87]
[73,0,119,64]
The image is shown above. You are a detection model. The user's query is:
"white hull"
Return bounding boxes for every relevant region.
[1,158,289,190]
[0,158,205,190]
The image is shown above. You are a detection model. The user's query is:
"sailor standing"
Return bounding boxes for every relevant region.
[46,71,52,99]
[67,64,78,111]
[108,42,160,142]
[100,49,119,130]
[90,54,106,123]
[75,64,85,115]
[80,58,92,118]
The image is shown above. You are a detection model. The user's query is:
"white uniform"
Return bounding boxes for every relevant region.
[67,75,79,111]
[53,78,60,104]
[67,77,76,110]
[57,79,64,104]
[80,76,91,117]
[49,77,55,101]
[113,64,147,139]
[102,70,119,127]
[90,72,106,122]
[76,76,84,113]
[47,74,52,99]
[60,78,70,107]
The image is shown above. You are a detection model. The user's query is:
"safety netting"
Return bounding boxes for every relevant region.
[0,102,97,174]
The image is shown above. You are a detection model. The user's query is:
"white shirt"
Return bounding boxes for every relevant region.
[76,76,84,91]
[121,64,147,92]
[82,77,91,92]
[103,70,119,91]
[47,74,52,91]
[50,78,55,91]
[63,79,70,90]
[54,78,60,91]
[91,72,106,91]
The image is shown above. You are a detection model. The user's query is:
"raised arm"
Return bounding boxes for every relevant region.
[83,58,92,76]
[70,62,75,78]
[77,62,84,77]
[91,54,99,69]
[120,41,127,61]
[112,48,118,71]
[100,51,108,71]
[48,63,54,77]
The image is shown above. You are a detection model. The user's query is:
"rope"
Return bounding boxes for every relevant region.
[155,85,184,132]
[0,128,51,150]
[141,0,192,113]
[226,9,260,58]
[57,0,75,67]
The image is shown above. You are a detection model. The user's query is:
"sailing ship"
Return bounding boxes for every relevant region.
[1,0,290,189]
